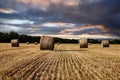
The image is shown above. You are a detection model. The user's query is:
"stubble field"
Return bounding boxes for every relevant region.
[0,43,120,80]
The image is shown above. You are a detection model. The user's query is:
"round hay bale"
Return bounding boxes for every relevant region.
[26,42,29,45]
[101,40,109,47]
[35,42,38,45]
[79,39,88,48]
[11,39,19,47]
[57,42,60,45]
[88,43,91,45]
[40,36,54,50]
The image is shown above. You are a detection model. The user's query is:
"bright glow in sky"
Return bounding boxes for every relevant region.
[0,18,34,25]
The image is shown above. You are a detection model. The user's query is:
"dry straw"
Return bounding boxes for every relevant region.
[11,39,19,47]
[40,36,54,50]
[101,40,109,47]
[79,39,88,48]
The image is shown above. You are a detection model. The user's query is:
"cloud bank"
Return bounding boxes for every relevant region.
[0,0,120,39]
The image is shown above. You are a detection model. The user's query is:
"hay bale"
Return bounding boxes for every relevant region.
[40,36,54,50]
[88,43,91,45]
[11,39,19,47]
[79,39,88,48]
[57,42,60,45]
[101,40,109,47]
[35,42,38,45]
[26,42,29,45]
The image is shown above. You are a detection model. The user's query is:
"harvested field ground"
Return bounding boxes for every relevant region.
[0,43,120,80]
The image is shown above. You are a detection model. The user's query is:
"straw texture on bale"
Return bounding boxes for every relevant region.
[11,39,19,47]
[101,40,109,47]
[79,39,88,48]
[40,36,54,50]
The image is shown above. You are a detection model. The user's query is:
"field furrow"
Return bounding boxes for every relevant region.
[0,44,120,80]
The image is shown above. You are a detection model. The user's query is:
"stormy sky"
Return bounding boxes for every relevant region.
[0,0,120,39]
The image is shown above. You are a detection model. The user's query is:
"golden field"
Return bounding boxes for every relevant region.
[0,43,120,80]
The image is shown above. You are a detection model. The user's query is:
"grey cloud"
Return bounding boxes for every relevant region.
[0,0,120,37]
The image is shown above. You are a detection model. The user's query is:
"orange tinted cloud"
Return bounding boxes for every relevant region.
[16,0,49,9]
[0,8,17,14]
[60,25,109,34]
[29,34,118,39]
[62,0,79,6]
[81,24,109,33]
[16,0,79,9]
[41,22,75,27]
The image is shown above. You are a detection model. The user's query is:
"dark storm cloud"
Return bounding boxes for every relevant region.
[46,0,120,32]
[30,0,120,36]
[0,0,120,38]
[38,27,64,34]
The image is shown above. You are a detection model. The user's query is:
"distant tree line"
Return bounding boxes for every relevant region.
[0,31,40,43]
[54,37,78,44]
[0,31,120,44]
